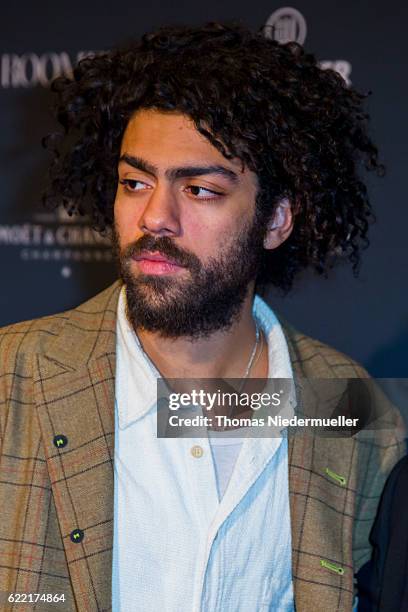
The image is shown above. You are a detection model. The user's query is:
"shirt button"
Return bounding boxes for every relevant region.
[190,445,204,458]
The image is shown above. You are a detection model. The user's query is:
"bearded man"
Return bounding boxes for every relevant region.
[0,22,404,612]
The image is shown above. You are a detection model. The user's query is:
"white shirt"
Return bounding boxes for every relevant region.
[112,287,295,611]
[208,433,244,499]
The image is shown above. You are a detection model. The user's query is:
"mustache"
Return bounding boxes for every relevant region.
[121,234,201,270]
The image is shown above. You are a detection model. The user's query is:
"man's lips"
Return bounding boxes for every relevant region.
[132,251,186,275]
[134,251,183,265]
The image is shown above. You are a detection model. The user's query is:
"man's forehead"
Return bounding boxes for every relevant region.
[120,108,248,176]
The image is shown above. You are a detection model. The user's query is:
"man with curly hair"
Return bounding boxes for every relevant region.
[0,22,404,612]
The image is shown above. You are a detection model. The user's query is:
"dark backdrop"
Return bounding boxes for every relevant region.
[1,1,407,377]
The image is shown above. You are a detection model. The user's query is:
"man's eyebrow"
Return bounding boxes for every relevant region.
[119,154,158,176]
[119,154,239,184]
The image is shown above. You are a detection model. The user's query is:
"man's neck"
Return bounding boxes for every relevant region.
[133,290,268,380]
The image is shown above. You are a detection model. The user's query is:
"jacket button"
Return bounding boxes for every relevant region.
[70,529,84,543]
[53,434,68,449]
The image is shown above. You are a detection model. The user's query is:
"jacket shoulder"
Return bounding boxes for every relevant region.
[281,320,369,379]
[0,311,69,369]
[0,280,122,373]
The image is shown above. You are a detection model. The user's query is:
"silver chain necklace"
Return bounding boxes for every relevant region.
[135,317,263,430]
[237,318,261,393]
[135,317,262,385]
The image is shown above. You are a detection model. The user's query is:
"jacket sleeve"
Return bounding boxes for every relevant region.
[352,378,407,574]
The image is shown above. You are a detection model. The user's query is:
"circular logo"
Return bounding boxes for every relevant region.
[264,7,307,45]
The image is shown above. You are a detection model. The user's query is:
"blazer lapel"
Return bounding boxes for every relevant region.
[34,281,121,611]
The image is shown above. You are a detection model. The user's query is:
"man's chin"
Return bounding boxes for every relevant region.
[125,277,186,309]
[126,273,188,295]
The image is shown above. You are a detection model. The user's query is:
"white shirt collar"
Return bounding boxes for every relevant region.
[116,286,294,429]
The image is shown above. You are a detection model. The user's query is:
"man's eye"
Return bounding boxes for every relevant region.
[186,185,223,199]
[119,179,148,191]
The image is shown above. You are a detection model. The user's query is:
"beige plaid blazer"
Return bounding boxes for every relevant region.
[0,280,405,611]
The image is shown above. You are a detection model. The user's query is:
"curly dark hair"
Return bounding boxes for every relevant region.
[43,21,383,292]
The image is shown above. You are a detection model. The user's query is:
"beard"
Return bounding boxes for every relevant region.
[112,211,266,339]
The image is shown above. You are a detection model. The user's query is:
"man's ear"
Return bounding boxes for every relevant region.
[263,198,294,250]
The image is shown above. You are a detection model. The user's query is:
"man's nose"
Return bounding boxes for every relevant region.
[138,184,181,237]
